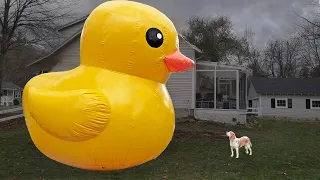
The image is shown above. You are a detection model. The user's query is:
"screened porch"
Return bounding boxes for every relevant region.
[195,61,252,111]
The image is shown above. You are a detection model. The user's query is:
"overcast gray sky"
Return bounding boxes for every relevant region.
[70,0,320,48]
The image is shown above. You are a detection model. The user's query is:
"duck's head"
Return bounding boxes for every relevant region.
[80,0,194,83]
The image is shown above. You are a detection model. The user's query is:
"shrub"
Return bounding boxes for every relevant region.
[13,99,20,105]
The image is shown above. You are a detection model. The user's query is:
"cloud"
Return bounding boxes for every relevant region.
[73,0,318,48]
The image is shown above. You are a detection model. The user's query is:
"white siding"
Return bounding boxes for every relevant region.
[260,95,320,119]
[50,38,81,72]
[166,36,195,116]
[251,99,259,108]
[247,82,259,100]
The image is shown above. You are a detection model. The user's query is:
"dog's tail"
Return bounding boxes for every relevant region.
[249,139,252,147]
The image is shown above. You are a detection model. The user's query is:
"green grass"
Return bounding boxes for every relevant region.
[1,117,320,180]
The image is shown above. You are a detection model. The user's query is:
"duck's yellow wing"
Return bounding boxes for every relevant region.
[25,87,111,142]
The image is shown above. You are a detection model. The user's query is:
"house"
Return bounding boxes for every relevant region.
[0,82,23,106]
[247,76,320,119]
[26,15,252,124]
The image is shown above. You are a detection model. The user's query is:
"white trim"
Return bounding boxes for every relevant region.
[245,73,248,110]
[275,98,288,108]
[196,61,251,73]
[310,99,320,109]
[259,95,262,116]
[196,70,240,72]
[248,97,259,101]
[236,70,239,110]
[191,65,196,110]
[178,34,202,53]
[194,108,240,111]
[214,65,217,109]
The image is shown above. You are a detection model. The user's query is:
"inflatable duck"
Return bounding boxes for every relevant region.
[23,0,194,171]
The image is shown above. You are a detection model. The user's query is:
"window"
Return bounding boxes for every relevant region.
[1,90,7,96]
[248,100,253,108]
[14,91,21,98]
[276,98,288,108]
[288,98,292,108]
[271,98,289,108]
[311,99,320,109]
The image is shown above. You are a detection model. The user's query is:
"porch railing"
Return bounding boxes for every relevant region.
[247,107,260,115]
[196,101,214,108]
[196,100,238,109]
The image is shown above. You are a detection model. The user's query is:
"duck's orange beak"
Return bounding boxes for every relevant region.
[164,50,195,72]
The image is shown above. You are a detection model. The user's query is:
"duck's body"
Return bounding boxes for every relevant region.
[23,0,194,171]
[24,66,175,170]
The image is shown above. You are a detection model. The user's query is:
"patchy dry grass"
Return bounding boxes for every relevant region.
[0,117,320,180]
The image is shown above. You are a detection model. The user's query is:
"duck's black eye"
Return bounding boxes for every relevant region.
[146,28,163,48]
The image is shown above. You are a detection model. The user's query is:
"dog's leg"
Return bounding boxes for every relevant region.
[245,146,249,154]
[248,146,252,155]
[235,147,239,158]
[230,146,234,157]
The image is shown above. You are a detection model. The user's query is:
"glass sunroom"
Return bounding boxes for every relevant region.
[194,60,252,124]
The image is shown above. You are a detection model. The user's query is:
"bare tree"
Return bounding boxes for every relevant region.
[296,20,320,77]
[263,37,302,78]
[292,1,320,77]
[234,28,267,76]
[4,43,41,87]
[0,0,75,92]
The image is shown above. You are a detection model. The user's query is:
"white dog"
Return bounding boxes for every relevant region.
[226,131,252,158]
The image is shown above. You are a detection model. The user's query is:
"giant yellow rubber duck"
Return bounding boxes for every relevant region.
[23,0,194,171]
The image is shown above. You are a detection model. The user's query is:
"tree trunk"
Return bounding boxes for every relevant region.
[0,44,8,98]
[0,60,3,103]
[0,54,4,95]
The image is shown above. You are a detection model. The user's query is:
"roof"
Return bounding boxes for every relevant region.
[250,76,320,95]
[178,34,202,53]
[1,82,23,91]
[58,15,89,31]
[26,28,83,67]
[197,61,253,74]
[27,15,202,67]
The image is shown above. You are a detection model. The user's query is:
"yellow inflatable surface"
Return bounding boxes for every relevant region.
[23,0,194,171]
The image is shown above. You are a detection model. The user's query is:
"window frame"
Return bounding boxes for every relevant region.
[14,91,21,98]
[310,99,320,109]
[1,90,7,96]
[275,98,288,108]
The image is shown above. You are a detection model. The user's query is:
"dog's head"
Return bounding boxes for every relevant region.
[226,131,235,139]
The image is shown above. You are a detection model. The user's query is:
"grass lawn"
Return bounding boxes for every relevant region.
[1,117,320,180]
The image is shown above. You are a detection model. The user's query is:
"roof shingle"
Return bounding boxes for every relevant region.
[250,76,320,95]
[1,82,23,91]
